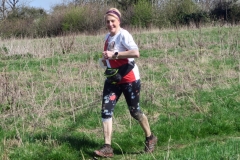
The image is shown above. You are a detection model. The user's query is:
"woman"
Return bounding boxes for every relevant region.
[94,8,157,158]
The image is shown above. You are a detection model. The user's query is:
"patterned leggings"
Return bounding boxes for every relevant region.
[101,79,142,119]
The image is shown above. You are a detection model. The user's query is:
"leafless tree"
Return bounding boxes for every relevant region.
[0,0,29,19]
[0,0,8,19]
[7,0,19,11]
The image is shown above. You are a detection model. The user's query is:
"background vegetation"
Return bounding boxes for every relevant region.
[1,0,240,159]
[0,0,240,38]
[0,24,240,159]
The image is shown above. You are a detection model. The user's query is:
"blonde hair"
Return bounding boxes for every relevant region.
[105,8,121,21]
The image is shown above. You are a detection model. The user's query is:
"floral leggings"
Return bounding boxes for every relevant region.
[101,79,143,120]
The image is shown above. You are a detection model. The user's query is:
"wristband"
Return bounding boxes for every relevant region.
[114,52,119,59]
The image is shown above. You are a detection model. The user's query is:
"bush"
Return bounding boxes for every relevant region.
[210,0,240,24]
[131,0,153,28]
[228,3,240,25]
[162,0,199,27]
[36,9,65,37]
[62,7,86,32]
[183,11,210,28]
[61,4,106,33]
[0,19,33,38]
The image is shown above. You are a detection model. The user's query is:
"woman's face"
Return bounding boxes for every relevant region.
[105,15,120,36]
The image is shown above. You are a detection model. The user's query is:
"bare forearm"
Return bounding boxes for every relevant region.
[103,49,140,59]
[117,50,139,59]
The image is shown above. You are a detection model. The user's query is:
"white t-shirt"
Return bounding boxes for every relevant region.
[104,28,140,83]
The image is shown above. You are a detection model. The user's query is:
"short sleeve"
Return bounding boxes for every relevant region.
[121,30,138,50]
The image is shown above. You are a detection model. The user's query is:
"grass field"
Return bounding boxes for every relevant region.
[0,25,240,160]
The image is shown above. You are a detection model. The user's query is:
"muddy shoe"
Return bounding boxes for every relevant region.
[144,135,157,153]
[94,144,114,158]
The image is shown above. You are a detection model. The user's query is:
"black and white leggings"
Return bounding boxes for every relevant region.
[101,79,143,120]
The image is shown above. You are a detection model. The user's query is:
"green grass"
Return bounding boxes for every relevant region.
[1,26,240,159]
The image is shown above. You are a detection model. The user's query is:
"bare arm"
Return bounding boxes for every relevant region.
[103,49,139,59]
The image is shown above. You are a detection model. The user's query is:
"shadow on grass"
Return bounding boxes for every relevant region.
[58,134,98,157]
[58,134,144,158]
[31,131,99,158]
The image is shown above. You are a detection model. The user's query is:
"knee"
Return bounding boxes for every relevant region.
[129,106,144,121]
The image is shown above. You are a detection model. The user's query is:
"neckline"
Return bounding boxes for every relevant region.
[109,28,121,38]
